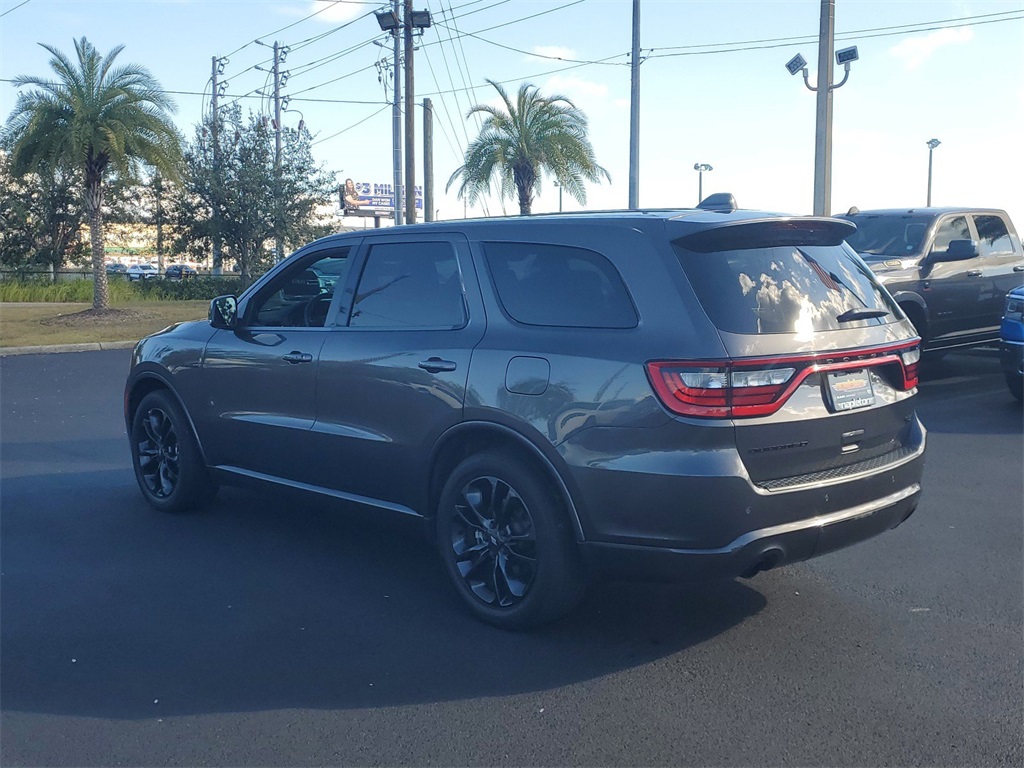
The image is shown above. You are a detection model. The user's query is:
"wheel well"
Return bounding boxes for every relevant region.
[127,376,170,423]
[900,301,928,343]
[428,426,584,542]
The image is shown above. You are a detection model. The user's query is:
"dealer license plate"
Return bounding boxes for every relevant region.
[825,369,875,412]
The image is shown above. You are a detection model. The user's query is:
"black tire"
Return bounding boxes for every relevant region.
[130,389,214,513]
[1006,372,1023,402]
[435,451,586,629]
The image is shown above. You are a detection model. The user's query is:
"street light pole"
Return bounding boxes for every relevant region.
[554,181,563,212]
[926,138,941,207]
[812,0,835,217]
[694,163,712,204]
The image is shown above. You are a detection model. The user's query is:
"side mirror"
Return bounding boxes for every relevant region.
[930,239,979,263]
[209,294,238,329]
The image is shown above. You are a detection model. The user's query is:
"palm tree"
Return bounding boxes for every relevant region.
[4,38,181,310]
[447,79,609,216]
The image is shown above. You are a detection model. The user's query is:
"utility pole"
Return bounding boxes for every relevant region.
[628,0,640,209]
[423,97,433,222]
[813,0,835,216]
[926,138,941,206]
[210,55,224,275]
[391,0,404,226]
[403,0,417,224]
[272,41,284,262]
[154,173,165,273]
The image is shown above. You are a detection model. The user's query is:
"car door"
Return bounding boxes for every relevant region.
[303,233,485,514]
[971,213,1024,329]
[197,244,357,482]
[920,214,980,340]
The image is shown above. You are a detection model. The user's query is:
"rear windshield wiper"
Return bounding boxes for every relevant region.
[836,309,890,323]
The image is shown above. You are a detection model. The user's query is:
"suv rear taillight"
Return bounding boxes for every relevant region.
[647,340,920,419]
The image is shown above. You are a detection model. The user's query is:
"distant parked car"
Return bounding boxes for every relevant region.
[1000,285,1024,401]
[165,264,197,280]
[105,262,128,275]
[126,263,159,281]
[838,207,1024,353]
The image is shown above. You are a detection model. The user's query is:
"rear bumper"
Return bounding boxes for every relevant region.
[582,482,920,581]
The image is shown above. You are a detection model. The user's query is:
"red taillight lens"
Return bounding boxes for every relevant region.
[647,341,921,419]
[646,362,797,418]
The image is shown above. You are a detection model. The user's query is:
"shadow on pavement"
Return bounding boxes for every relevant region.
[1,472,766,720]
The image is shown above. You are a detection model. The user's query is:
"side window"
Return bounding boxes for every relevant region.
[249,249,351,328]
[349,242,465,328]
[483,242,638,328]
[930,216,971,254]
[973,215,1014,257]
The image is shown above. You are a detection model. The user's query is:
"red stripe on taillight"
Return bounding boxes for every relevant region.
[646,339,921,419]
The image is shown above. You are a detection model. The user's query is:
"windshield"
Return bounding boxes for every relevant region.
[839,214,934,257]
[673,242,900,335]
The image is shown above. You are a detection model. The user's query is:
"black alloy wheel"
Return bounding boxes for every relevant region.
[436,451,585,629]
[130,390,213,513]
[449,475,539,608]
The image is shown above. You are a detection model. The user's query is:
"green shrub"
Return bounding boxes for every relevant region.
[134,276,247,300]
[0,275,245,303]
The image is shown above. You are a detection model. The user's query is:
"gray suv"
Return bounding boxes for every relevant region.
[125,198,926,628]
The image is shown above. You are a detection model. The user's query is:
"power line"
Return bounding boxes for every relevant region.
[435,22,628,65]
[311,104,390,146]
[222,0,375,59]
[0,0,32,19]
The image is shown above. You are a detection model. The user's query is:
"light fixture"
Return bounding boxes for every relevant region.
[409,9,432,28]
[375,9,399,31]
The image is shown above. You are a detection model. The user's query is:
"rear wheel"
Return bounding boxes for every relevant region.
[130,390,214,513]
[435,451,585,629]
[1006,371,1023,402]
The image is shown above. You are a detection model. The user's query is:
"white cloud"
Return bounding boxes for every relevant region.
[889,27,974,70]
[542,75,609,101]
[531,45,577,61]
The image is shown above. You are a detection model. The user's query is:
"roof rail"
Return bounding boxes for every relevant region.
[697,193,737,213]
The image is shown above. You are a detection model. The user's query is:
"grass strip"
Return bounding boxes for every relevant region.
[0,301,210,348]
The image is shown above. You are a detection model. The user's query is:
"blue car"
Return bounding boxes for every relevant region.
[1000,285,1024,401]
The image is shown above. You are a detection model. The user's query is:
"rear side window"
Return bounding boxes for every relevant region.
[483,242,638,328]
[973,215,1014,256]
[673,242,900,335]
[841,214,935,256]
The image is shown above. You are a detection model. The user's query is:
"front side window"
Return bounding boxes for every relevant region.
[249,249,351,327]
[930,216,971,254]
[973,215,1014,256]
[348,242,465,328]
[674,242,900,335]
[483,242,638,328]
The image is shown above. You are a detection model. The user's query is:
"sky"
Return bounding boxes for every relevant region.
[1,0,1022,227]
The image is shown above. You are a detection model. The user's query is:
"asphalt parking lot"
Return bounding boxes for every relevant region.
[1,348,1021,767]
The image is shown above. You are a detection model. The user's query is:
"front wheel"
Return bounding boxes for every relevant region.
[130,390,214,513]
[435,452,586,629]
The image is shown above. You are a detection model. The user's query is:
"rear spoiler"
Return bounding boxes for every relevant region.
[671,217,857,253]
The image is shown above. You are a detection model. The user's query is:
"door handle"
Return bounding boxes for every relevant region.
[418,357,457,373]
[966,270,982,277]
[282,351,313,364]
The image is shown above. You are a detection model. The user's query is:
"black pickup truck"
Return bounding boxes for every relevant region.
[839,208,1024,352]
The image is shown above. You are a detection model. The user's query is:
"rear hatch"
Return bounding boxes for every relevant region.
[652,217,921,488]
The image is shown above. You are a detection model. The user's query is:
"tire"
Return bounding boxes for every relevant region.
[435,451,586,629]
[1006,372,1023,402]
[130,390,214,513]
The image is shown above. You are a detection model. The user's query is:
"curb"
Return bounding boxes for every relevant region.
[0,340,138,357]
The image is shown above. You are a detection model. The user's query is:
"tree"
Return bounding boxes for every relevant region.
[447,79,609,216]
[4,37,181,309]
[175,106,337,285]
[0,151,85,276]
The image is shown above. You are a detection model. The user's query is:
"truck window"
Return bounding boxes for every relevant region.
[972,215,1014,257]
[931,216,971,254]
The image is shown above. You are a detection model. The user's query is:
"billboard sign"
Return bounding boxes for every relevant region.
[341,181,422,214]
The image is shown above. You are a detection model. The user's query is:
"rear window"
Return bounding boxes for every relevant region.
[483,242,638,328]
[840,214,935,257]
[673,242,900,335]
